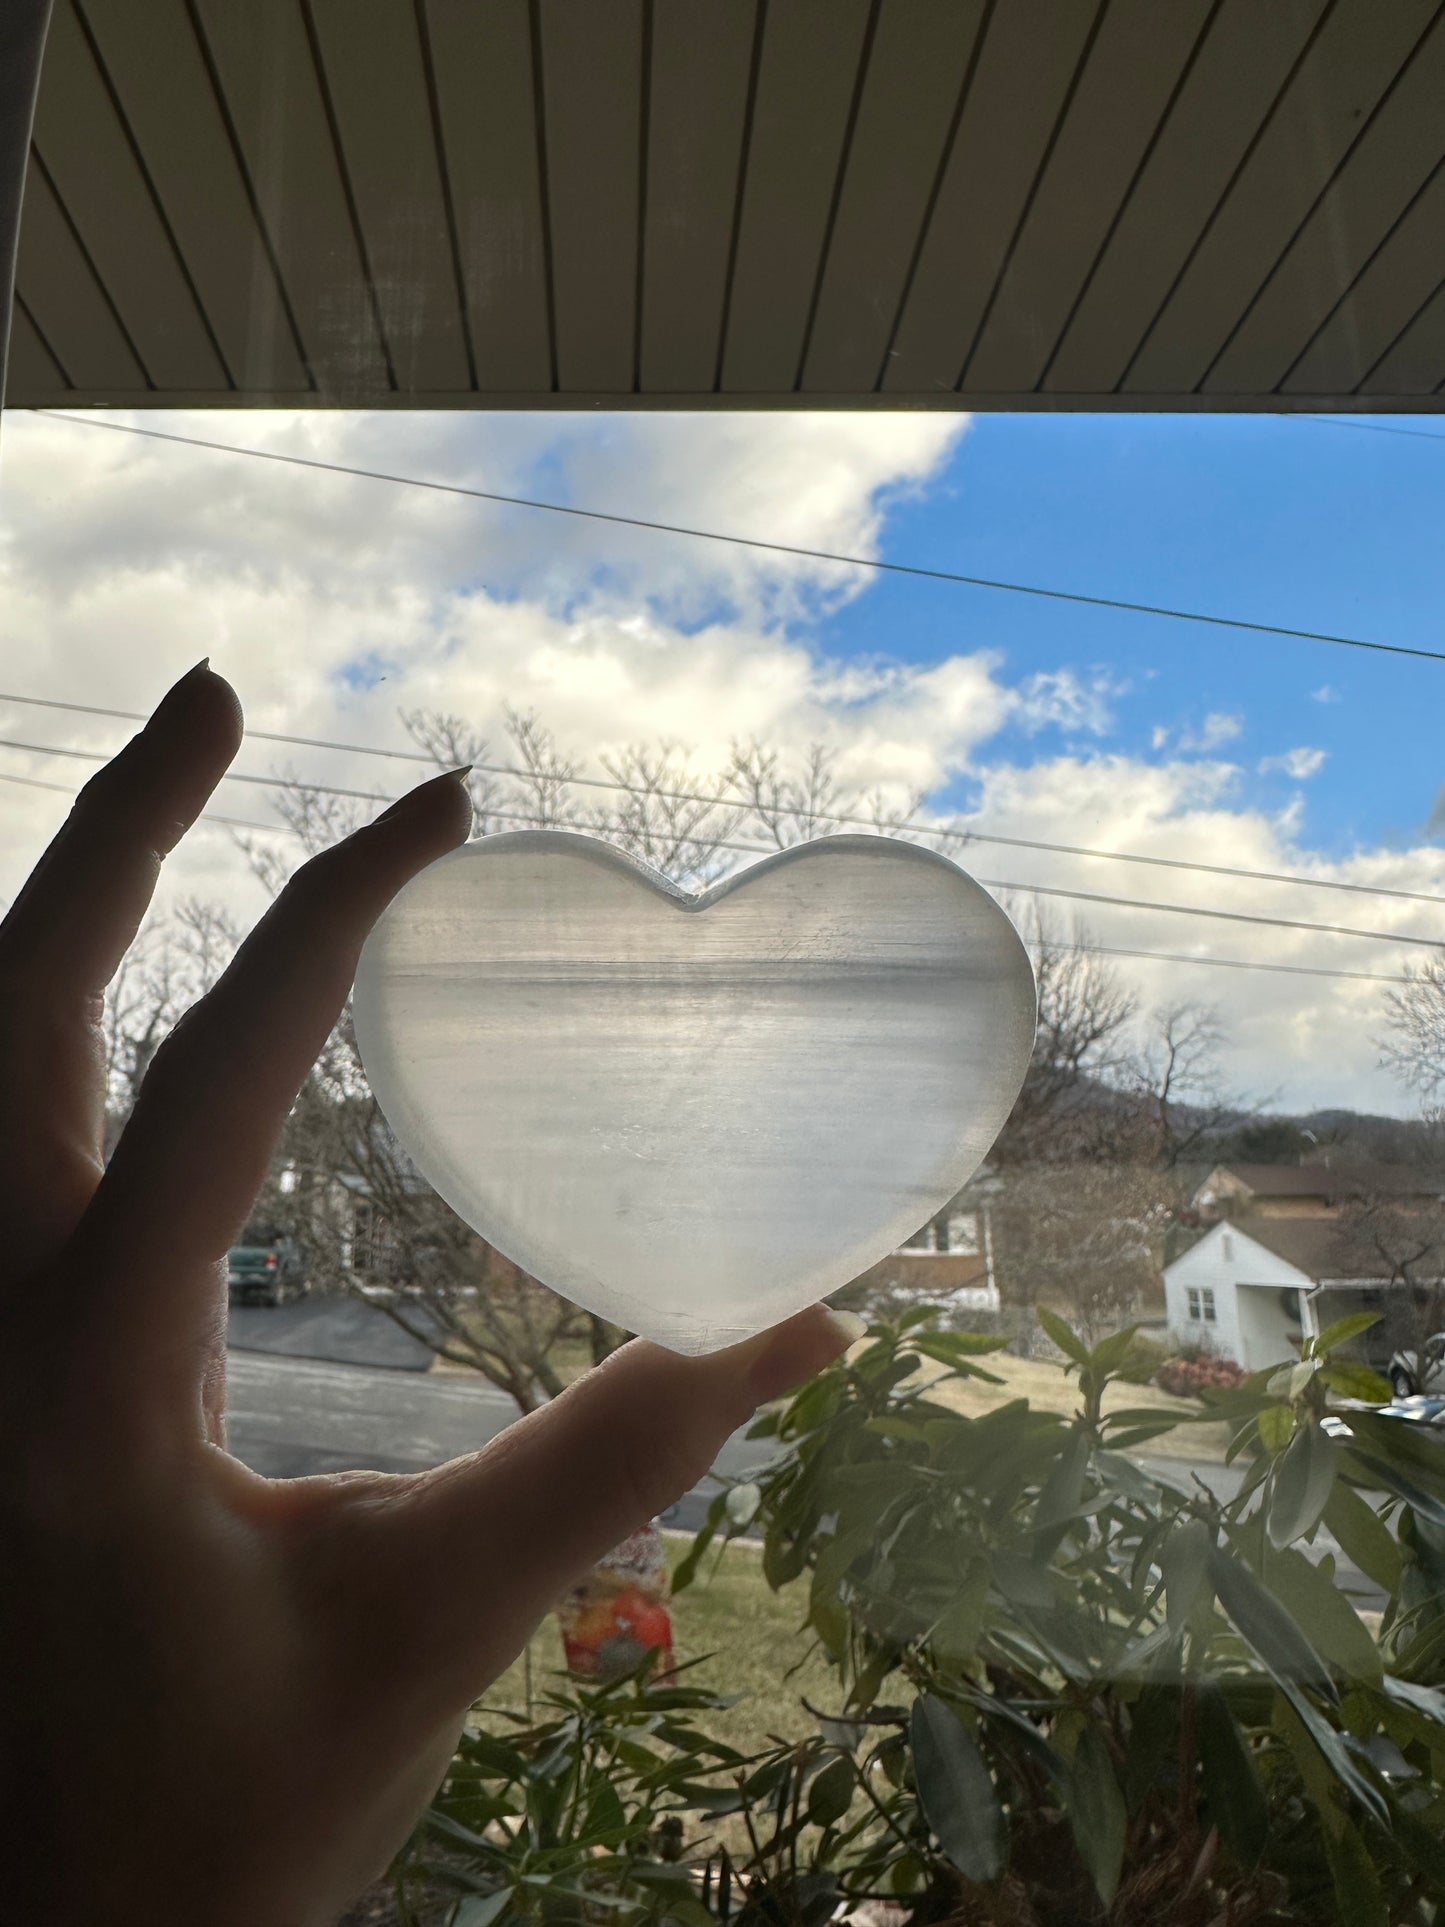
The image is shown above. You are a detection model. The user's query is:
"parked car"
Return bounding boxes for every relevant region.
[227,1231,307,1307]
[1388,1333,1445,1399]
[1324,1395,1445,1439]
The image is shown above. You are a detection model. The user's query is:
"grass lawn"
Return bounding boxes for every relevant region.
[477,1535,837,1759]
[908,1347,1231,1464]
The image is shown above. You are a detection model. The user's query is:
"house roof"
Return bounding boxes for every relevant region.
[8,0,1445,412]
[1201,1162,1445,1205]
[1231,1215,1358,1283]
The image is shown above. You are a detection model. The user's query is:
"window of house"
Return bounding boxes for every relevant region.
[944,1211,980,1255]
[1187,1287,1217,1323]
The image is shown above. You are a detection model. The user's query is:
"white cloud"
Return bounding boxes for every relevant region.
[1177,712,1243,753]
[1311,684,1340,704]
[1258,747,1328,780]
[1014,668,1122,737]
[1150,724,1170,751]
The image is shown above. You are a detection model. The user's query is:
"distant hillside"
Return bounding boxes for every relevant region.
[1176,1106,1437,1167]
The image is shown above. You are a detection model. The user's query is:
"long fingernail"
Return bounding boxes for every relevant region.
[145,660,222,741]
[741,1306,866,1406]
[375,765,472,824]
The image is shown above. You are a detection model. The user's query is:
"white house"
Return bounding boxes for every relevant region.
[1164,1217,1386,1371]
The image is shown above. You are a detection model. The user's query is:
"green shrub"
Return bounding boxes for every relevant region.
[407,1305,1445,1926]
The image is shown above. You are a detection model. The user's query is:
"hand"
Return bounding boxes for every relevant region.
[0,665,859,1926]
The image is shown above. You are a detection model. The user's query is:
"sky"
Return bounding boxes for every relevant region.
[2,403,1443,1120]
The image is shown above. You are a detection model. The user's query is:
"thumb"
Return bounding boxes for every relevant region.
[365,1305,864,1710]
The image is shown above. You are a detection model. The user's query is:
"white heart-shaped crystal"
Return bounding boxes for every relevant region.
[353,832,1036,1354]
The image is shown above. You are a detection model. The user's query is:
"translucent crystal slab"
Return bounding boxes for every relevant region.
[353,832,1036,1355]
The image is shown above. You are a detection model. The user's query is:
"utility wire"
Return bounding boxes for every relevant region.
[1305,417,1445,448]
[30,410,1445,666]
[0,766,284,835]
[0,765,1415,987]
[1,684,1441,909]
[1,733,1441,951]
[1036,940,1403,987]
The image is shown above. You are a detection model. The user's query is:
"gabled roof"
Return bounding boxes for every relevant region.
[1231,1215,1358,1283]
[8,0,1445,411]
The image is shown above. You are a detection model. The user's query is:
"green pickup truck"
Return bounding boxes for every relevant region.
[226,1230,308,1307]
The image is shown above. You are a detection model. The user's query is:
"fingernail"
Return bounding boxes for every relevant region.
[375,765,472,824]
[146,660,218,737]
[740,1306,866,1406]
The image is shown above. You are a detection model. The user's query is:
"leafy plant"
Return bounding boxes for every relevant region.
[697,1305,1445,1922]
[396,1664,749,1926]
[409,1305,1445,1925]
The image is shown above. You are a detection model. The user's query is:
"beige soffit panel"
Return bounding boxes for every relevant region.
[9,0,1445,412]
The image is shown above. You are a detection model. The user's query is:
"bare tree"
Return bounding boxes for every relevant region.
[722,742,917,851]
[276,1018,599,1411]
[1128,1000,1247,1168]
[984,928,1256,1331]
[992,1161,1175,1343]
[1381,959,1445,1118]
[990,912,1139,1166]
[1332,1182,1445,1365]
[104,897,243,1152]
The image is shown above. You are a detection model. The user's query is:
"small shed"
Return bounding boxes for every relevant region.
[1164,1216,1394,1371]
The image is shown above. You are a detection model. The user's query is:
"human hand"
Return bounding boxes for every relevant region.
[0,664,860,1926]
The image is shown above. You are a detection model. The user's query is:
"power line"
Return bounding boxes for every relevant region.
[2,683,1442,909]
[30,409,1445,666]
[0,766,286,835]
[1305,416,1445,448]
[2,732,1441,951]
[0,764,1415,988]
[1039,940,1403,987]
[976,875,1442,950]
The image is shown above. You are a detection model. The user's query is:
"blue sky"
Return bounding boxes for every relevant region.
[825,413,1445,858]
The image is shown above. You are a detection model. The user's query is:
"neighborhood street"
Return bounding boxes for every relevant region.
[223,1350,1386,1606]
[223,1349,775,1533]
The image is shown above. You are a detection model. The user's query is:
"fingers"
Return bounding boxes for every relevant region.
[0,664,242,1272]
[71,769,472,1398]
[351,1306,864,1713]
[0,661,241,993]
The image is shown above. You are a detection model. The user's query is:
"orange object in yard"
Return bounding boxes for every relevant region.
[556,1524,674,1683]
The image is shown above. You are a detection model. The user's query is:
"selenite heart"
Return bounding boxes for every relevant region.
[352,831,1037,1355]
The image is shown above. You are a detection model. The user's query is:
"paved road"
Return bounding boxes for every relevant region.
[224,1349,775,1533]
[1140,1454,1384,1610]
[228,1298,440,1371]
[223,1354,1390,1599]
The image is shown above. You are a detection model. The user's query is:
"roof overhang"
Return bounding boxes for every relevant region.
[6,0,1445,415]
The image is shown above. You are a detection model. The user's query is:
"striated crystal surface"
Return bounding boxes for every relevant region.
[353,831,1037,1354]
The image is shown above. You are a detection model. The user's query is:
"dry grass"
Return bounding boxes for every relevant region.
[906,1348,1231,1464]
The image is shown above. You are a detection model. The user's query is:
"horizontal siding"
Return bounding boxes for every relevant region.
[1165,1224,1313,1368]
